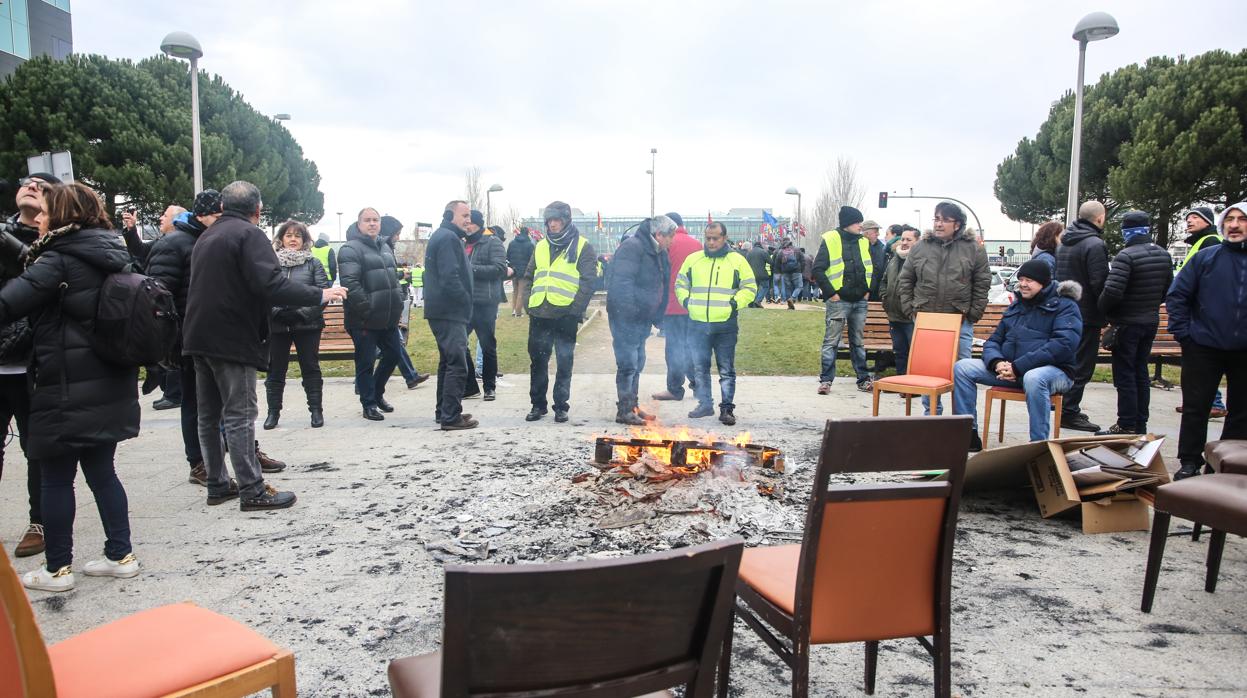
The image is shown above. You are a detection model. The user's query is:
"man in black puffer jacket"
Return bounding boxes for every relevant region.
[424,200,476,430]
[607,216,674,424]
[464,210,507,400]
[184,181,345,511]
[339,207,405,421]
[1055,200,1110,432]
[506,226,535,317]
[1097,211,1173,435]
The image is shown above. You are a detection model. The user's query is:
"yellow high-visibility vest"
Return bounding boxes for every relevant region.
[311,245,333,280]
[675,250,758,323]
[820,230,872,293]
[1178,233,1222,271]
[412,267,424,288]
[529,237,587,308]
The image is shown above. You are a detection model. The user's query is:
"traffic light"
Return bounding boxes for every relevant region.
[878,191,888,208]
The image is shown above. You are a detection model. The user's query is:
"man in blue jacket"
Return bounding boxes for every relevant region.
[952,259,1083,451]
[1167,201,1247,479]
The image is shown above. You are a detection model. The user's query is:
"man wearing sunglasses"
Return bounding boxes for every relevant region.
[0,172,60,558]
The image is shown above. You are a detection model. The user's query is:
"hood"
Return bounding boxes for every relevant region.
[1220,201,1247,234]
[380,215,403,240]
[1056,279,1082,301]
[345,222,361,242]
[51,228,133,273]
[1061,218,1102,246]
[921,226,977,244]
[172,217,207,237]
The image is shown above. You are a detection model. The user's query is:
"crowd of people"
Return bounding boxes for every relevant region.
[0,172,1242,593]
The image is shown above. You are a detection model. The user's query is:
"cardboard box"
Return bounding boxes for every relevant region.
[954,435,1169,534]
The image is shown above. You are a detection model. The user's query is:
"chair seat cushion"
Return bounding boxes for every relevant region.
[48,603,281,698]
[739,545,800,615]
[1156,474,1247,536]
[1205,440,1247,476]
[874,375,952,391]
[388,652,674,698]
[987,386,1025,396]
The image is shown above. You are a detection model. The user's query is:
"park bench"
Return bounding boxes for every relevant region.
[313,304,356,358]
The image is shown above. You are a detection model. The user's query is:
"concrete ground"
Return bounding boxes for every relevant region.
[1,321,1243,697]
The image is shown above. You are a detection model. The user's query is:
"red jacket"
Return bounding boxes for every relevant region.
[664,228,703,315]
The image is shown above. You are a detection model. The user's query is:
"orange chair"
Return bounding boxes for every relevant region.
[1,548,295,698]
[981,386,1063,445]
[872,312,963,416]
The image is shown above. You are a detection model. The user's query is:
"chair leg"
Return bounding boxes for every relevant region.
[904,395,912,416]
[998,399,1007,443]
[982,393,993,447]
[872,386,881,417]
[272,651,297,698]
[716,610,735,698]
[934,630,951,698]
[1192,522,1202,541]
[1206,530,1227,594]
[864,640,879,695]
[1052,395,1063,438]
[791,638,810,698]
[1141,511,1171,613]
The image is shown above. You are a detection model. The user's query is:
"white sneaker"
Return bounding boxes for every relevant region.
[22,565,75,592]
[83,553,141,579]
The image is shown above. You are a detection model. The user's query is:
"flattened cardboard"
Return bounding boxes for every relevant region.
[959,434,1126,491]
[1026,435,1169,534]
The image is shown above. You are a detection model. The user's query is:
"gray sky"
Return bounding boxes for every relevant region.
[77,0,1243,240]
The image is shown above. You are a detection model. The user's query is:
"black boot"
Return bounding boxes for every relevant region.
[616,401,646,426]
[263,383,282,430]
[305,376,324,428]
[719,406,736,426]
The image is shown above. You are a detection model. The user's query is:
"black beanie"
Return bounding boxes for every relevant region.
[470,209,485,229]
[192,189,222,217]
[1187,206,1215,228]
[665,212,684,228]
[1016,259,1052,287]
[838,206,864,229]
[26,172,62,185]
[1121,210,1149,230]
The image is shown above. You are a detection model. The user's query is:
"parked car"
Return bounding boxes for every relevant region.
[988,265,1016,305]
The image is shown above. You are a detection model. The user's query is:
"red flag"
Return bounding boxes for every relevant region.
[707,211,713,224]
[597,211,602,231]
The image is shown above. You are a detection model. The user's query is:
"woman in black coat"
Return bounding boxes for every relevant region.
[0,183,140,592]
[264,221,331,430]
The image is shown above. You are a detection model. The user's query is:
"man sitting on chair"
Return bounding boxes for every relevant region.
[953,259,1082,451]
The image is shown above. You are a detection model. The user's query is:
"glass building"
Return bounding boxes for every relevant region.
[1,0,72,78]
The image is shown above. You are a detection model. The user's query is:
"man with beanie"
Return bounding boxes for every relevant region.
[1167,202,1247,479]
[813,206,875,394]
[1055,200,1110,432]
[523,201,597,422]
[1175,206,1227,417]
[1097,211,1173,435]
[898,201,992,413]
[339,208,406,421]
[425,201,477,430]
[745,240,771,308]
[652,212,703,402]
[312,233,337,283]
[953,260,1082,451]
[463,209,507,401]
[0,173,57,557]
[609,216,674,424]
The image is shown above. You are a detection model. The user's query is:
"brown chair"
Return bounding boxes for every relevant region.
[1205,440,1247,475]
[0,548,295,698]
[388,537,743,698]
[981,386,1063,445]
[722,416,970,698]
[872,313,963,416]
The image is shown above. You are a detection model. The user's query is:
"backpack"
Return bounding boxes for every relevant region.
[91,271,179,367]
[781,247,800,272]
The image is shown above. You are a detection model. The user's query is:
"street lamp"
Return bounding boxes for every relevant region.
[785,187,801,242]
[486,183,503,226]
[160,31,205,194]
[649,148,657,218]
[914,209,922,230]
[1065,11,1119,225]
[336,211,343,237]
[274,113,291,121]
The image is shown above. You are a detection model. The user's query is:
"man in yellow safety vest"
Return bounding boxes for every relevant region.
[1174,206,1227,417]
[812,206,874,395]
[675,222,757,425]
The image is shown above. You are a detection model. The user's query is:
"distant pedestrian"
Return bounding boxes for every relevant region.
[878,226,919,373]
[776,239,803,310]
[463,210,507,401]
[1030,221,1061,274]
[652,212,702,403]
[814,206,875,394]
[1096,211,1172,436]
[862,220,887,299]
[425,201,477,430]
[312,232,337,283]
[1055,200,1110,432]
[609,216,674,424]
[1174,206,1227,418]
[506,226,535,316]
[744,241,771,308]
[340,208,406,421]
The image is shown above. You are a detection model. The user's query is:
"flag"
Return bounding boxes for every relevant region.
[707,211,713,224]
[762,210,778,227]
[596,211,602,231]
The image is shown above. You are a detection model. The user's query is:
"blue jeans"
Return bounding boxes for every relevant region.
[819,299,868,383]
[925,318,976,414]
[662,314,694,398]
[349,327,403,408]
[757,278,772,303]
[889,321,914,374]
[783,272,803,301]
[690,322,738,409]
[40,443,130,571]
[609,314,649,408]
[953,359,1073,442]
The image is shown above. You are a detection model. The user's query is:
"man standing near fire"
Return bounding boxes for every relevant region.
[675,222,757,426]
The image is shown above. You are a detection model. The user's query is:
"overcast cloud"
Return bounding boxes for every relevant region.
[75,0,1243,240]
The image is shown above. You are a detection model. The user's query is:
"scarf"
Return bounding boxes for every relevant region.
[276,247,313,268]
[25,223,79,268]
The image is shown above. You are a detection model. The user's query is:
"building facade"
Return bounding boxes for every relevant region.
[520,211,796,256]
[1,0,72,79]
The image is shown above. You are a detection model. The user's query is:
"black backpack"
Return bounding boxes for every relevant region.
[91,271,179,367]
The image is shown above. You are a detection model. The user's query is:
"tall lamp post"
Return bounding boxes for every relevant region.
[486,183,503,225]
[1065,11,1119,225]
[336,211,343,238]
[649,148,657,218]
[785,187,801,243]
[160,31,205,194]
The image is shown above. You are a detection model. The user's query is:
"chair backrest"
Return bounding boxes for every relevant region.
[794,416,969,646]
[0,548,56,697]
[906,312,963,379]
[439,537,743,697]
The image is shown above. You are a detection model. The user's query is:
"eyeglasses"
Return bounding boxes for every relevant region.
[18,177,50,191]
[933,216,957,223]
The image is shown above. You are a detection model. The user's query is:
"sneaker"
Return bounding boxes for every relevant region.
[1174,463,1203,480]
[14,523,45,558]
[526,408,547,422]
[688,404,715,419]
[83,553,141,579]
[152,397,180,410]
[554,409,569,423]
[463,390,482,400]
[206,479,240,506]
[187,462,207,486]
[1060,413,1100,432]
[256,447,287,473]
[1096,423,1138,436]
[406,374,430,389]
[651,390,682,401]
[483,389,496,401]
[241,484,297,511]
[441,416,480,431]
[817,382,832,395]
[856,378,873,393]
[22,565,74,592]
[969,429,983,453]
